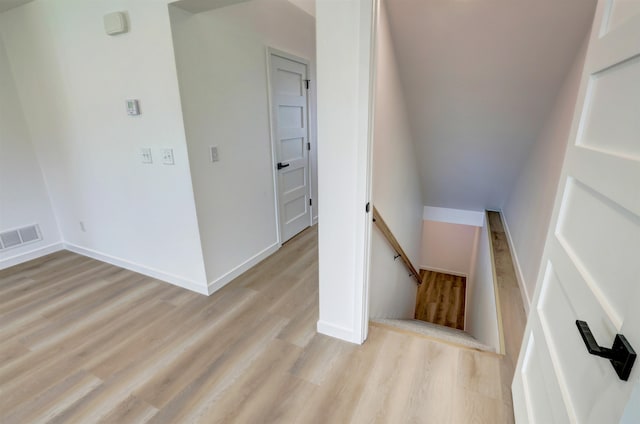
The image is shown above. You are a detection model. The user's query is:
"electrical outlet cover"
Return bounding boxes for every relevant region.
[140,148,152,164]
[210,146,219,162]
[162,148,175,165]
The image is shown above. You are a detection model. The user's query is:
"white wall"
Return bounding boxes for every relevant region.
[502,36,589,306]
[421,220,478,277]
[385,0,596,211]
[369,228,417,319]
[368,0,424,320]
[465,218,500,352]
[316,0,375,344]
[0,35,61,268]
[169,0,317,291]
[0,0,208,292]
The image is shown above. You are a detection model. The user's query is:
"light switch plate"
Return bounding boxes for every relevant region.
[126,99,140,116]
[162,148,175,165]
[210,146,219,162]
[140,148,152,164]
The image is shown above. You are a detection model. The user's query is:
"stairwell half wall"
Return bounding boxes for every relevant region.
[465,214,500,352]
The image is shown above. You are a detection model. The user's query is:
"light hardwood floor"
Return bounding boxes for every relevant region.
[415,270,466,330]
[1,224,523,423]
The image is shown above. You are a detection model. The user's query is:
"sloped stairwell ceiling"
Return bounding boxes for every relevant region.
[385,0,596,210]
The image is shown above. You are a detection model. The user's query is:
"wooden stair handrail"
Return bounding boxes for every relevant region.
[372,206,422,285]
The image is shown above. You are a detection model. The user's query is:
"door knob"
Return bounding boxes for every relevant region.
[576,320,636,381]
[277,162,290,170]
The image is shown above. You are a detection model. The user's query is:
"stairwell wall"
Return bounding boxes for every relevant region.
[420,220,478,277]
[465,216,500,352]
[369,0,424,319]
[502,35,589,309]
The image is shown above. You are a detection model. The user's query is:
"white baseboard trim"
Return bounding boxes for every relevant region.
[64,242,209,295]
[419,265,467,278]
[0,242,64,270]
[207,242,280,295]
[499,211,531,314]
[317,320,362,344]
[312,215,318,225]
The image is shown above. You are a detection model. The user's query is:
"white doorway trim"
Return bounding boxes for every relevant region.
[357,0,379,344]
[266,47,315,245]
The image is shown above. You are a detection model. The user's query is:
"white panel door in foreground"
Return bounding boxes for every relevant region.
[512,1,640,423]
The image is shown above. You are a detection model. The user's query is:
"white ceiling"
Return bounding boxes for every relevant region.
[0,0,34,13]
[385,0,596,210]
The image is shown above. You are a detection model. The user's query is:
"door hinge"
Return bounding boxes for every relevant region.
[305,79,310,90]
[307,142,311,151]
[309,198,313,206]
[365,202,370,213]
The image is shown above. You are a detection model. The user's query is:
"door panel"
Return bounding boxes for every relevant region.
[269,53,311,243]
[278,105,304,129]
[577,55,640,158]
[521,333,570,424]
[512,1,640,422]
[275,68,304,96]
[282,167,306,194]
[280,137,305,162]
[603,0,640,34]
[537,262,614,422]
[556,178,638,325]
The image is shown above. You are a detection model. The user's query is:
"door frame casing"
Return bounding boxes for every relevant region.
[265,47,314,246]
[359,0,380,343]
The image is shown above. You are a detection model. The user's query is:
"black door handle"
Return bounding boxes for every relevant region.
[277,162,290,170]
[576,320,636,381]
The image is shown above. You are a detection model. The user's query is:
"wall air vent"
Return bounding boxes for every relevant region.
[19,226,40,243]
[0,230,21,249]
[0,224,42,251]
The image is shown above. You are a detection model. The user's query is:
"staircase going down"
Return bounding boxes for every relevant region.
[371,206,495,353]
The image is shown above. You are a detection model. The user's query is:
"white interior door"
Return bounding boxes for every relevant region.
[512,2,640,423]
[269,51,312,243]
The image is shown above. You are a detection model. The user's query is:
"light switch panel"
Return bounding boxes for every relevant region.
[210,146,219,162]
[140,148,152,164]
[162,148,175,165]
[126,99,140,116]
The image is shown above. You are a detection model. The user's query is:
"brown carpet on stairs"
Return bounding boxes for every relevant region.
[414,270,466,330]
